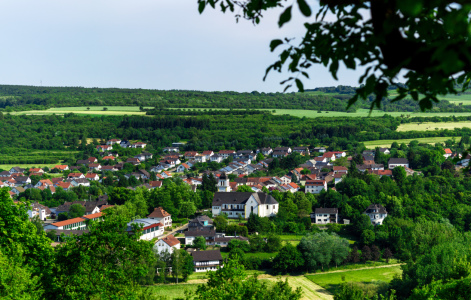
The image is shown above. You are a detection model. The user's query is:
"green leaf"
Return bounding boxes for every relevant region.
[297,0,311,17]
[198,1,206,14]
[295,79,304,92]
[269,39,284,52]
[278,6,292,28]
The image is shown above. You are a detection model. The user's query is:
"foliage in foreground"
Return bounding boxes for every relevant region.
[188,258,302,300]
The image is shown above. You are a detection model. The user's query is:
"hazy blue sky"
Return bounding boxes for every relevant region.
[0,0,363,92]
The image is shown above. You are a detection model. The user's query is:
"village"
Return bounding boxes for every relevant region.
[5,137,464,275]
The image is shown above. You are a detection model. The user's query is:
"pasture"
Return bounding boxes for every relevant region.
[397,121,471,131]
[362,137,458,149]
[306,265,402,295]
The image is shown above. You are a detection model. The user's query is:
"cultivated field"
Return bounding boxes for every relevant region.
[10,106,149,116]
[363,137,458,149]
[397,121,471,131]
[438,94,471,104]
[306,265,402,295]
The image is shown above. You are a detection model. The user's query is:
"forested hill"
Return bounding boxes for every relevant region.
[0,84,471,112]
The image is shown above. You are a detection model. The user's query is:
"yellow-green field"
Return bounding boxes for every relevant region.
[307,265,402,295]
[10,106,471,118]
[397,121,471,131]
[10,106,150,116]
[363,137,458,149]
[0,163,61,170]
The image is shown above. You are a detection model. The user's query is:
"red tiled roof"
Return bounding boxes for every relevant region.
[50,217,85,227]
[148,207,171,218]
[82,212,103,220]
[56,182,71,189]
[54,165,68,170]
[444,148,452,154]
[288,182,299,189]
[68,173,83,178]
[149,181,162,188]
[219,150,235,154]
[29,168,43,172]
[161,235,180,247]
[85,173,98,178]
[103,156,116,160]
[333,166,348,171]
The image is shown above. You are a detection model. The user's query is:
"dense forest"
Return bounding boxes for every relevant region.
[1,84,471,112]
[2,112,471,164]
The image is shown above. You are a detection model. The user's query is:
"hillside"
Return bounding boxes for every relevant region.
[1,84,471,113]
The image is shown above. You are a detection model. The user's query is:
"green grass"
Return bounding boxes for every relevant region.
[146,284,198,299]
[438,94,471,104]
[397,121,471,131]
[363,136,459,148]
[306,265,402,294]
[221,251,276,260]
[14,106,471,118]
[187,269,268,281]
[10,106,150,116]
[0,163,61,171]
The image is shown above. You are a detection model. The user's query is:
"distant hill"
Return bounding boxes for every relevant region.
[0,84,471,113]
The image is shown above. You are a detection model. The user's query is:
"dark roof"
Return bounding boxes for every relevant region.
[212,192,278,206]
[315,208,338,214]
[388,158,409,164]
[364,204,388,214]
[191,250,223,262]
[184,229,215,237]
[189,215,213,226]
[15,176,30,183]
[362,155,374,161]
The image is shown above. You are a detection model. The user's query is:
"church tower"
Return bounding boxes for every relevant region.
[218,172,231,192]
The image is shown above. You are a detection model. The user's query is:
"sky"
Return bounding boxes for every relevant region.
[0,0,364,92]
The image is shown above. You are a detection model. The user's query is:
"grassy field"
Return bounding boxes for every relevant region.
[0,163,61,170]
[10,106,471,118]
[363,136,458,148]
[146,284,198,299]
[306,266,402,295]
[10,106,149,116]
[438,94,471,104]
[397,121,471,131]
[220,251,276,260]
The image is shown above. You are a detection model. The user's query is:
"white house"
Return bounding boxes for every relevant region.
[444,148,452,158]
[212,192,279,219]
[147,207,172,228]
[176,163,191,173]
[191,250,223,272]
[184,229,215,245]
[154,235,181,254]
[126,218,164,241]
[364,204,388,225]
[305,180,327,194]
[210,154,224,163]
[388,158,409,169]
[311,208,338,224]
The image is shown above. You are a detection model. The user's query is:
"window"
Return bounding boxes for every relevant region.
[266,205,268,209]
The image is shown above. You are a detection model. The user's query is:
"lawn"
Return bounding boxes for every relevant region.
[363,136,459,149]
[146,283,198,299]
[220,251,276,260]
[397,121,471,132]
[306,266,402,295]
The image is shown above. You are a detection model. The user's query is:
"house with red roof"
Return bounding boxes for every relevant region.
[53,165,69,171]
[96,145,113,152]
[176,163,191,173]
[148,207,172,228]
[305,180,327,194]
[444,148,453,159]
[85,173,99,181]
[155,235,181,254]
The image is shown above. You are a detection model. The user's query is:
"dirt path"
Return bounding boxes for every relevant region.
[305,263,404,276]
